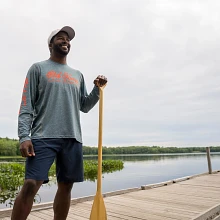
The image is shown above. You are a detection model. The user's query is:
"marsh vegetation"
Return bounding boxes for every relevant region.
[0,160,124,207]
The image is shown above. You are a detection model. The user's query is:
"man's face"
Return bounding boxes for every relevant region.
[50,31,71,56]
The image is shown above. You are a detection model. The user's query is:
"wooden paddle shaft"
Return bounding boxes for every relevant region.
[97,87,103,193]
[89,86,107,220]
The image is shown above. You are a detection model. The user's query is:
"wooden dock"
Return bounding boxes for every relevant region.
[1,171,220,220]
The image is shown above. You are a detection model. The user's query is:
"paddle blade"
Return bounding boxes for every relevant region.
[90,193,107,220]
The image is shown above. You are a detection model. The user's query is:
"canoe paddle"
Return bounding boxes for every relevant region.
[90,85,107,220]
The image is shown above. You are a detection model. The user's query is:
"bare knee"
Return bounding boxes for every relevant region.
[57,182,74,194]
[20,179,43,199]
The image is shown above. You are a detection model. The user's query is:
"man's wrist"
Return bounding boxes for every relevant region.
[19,136,31,144]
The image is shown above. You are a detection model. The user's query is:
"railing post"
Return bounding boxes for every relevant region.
[206,147,212,174]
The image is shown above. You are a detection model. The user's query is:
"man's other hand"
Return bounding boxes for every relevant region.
[20,140,35,157]
[94,75,108,87]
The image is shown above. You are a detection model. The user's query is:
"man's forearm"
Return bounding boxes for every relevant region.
[80,86,99,113]
[18,112,33,144]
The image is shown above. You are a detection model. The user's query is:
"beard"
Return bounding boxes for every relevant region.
[52,44,70,56]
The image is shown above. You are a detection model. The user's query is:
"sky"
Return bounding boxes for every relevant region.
[0,0,219,147]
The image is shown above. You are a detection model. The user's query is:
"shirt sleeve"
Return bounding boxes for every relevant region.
[80,74,100,113]
[18,64,40,143]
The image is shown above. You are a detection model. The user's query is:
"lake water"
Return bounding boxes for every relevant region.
[1,153,220,209]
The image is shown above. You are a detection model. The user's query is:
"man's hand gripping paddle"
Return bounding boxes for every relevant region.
[90,84,107,220]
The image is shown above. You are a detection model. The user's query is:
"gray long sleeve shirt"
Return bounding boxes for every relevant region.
[18,59,99,144]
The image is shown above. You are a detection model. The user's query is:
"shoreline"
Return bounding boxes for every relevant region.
[1,151,220,159]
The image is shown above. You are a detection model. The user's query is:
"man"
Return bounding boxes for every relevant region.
[11,26,107,220]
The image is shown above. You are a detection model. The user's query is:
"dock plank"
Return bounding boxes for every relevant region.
[1,172,220,219]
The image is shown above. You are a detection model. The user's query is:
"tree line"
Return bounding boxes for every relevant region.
[83,145,220,155]
[0,137,219,156]
[0,138,20,156]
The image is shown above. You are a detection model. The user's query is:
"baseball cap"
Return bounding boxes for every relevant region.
[48,26,75,45]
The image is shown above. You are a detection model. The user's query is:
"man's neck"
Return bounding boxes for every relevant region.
[50,55,67,65]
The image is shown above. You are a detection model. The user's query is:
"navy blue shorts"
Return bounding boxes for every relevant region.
[25,138,84,183]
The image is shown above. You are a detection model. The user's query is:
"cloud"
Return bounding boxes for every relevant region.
[0,0,219,147]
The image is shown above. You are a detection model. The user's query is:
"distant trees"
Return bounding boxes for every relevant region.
[0,138,20,156]
[83,145,220,155]
[0,137,219,156]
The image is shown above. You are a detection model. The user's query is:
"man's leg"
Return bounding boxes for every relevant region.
[53,139,83,219]
[53,182,73,220]
[11,139,61,220]
[11,179,43,220]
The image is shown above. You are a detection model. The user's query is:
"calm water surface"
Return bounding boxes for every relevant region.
[1,153,220,209]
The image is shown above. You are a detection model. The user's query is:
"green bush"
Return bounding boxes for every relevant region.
[0,160,124,206]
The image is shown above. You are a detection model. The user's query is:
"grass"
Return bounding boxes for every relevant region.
[0,156,23,159]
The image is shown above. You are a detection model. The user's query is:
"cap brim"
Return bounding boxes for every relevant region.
[59,26,75,40]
